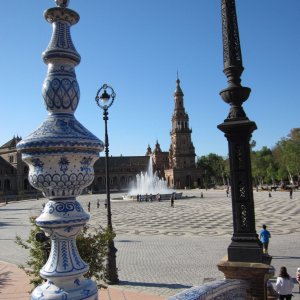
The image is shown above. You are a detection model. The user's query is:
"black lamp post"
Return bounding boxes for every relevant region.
[95,84,119,284]
[218,0,263,263]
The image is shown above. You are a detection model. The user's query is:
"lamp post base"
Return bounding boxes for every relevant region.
[228,240,262,263]
[105,239,119,284]
[217,256,272,300]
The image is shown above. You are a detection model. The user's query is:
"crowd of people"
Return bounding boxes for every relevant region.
[136,193,162,202]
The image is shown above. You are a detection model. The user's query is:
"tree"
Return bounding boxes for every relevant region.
[273,128,300,184]
[251,146,276,185]
[197,153,229,187]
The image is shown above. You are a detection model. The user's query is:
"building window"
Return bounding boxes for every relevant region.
[121,176,126,185]
[9,155,14,163]
[24,179,29,190]
[4,179,10,191]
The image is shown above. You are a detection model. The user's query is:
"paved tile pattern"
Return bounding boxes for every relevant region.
[82,190,300,237]
[0,189,299,298]
[0,261,31,299]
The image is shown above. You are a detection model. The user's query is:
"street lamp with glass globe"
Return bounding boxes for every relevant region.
[95,84,119,284]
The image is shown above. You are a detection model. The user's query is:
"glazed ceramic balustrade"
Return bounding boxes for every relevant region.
[167,279,249,300]
[16,1,103,299]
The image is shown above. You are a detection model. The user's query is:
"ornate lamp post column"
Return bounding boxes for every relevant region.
[95,84,119,284]
[217,1,271,299]
[17,0,103,299]
[218,0,262,263]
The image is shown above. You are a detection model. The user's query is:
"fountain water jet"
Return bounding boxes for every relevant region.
[124,157,182,200]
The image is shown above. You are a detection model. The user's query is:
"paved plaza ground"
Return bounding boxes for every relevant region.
[0,189,300,298]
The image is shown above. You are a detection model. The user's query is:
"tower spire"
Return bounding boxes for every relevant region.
[169,77,195,169]
[174,73,183,96]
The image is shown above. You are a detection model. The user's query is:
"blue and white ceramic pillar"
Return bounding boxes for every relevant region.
[17,0,103,299]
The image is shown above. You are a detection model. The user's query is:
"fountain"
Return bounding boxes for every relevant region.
[123,157,182,200]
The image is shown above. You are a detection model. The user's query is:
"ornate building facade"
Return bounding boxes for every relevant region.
[0,136,36,200]
[0,78,201,198]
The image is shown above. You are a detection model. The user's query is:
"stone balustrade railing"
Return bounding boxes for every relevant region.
[167,279,249,300]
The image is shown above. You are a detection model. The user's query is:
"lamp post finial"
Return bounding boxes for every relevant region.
[55,0,70,8]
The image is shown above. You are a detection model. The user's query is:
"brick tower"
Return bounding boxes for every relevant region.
[165,77,201,188]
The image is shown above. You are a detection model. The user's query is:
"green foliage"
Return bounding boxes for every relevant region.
[196,129,300,186]
[15,217,45,287]
[251,128,300,185]
[197,153,229,187]
[15,217,113,287]
[77,225,114,282]
[251,146,276,185]
[273,129,300,182]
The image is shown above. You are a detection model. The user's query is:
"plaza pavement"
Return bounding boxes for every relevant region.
[0,189,300,299]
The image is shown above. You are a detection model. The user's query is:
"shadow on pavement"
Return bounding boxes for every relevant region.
[119,280,192,290]
[272,256,300,260]
[0,208,34,211]
[0,222,24,227]
[0,271,12,289]
[117,239,142,243]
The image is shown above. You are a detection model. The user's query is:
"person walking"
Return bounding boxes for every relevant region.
[87,201,91,212]
[97,199,100,209]
[275,266,294,300]
[156,193,161,202]
[296,267,300,293]
[289,189,293,199]
[170,194,174,207]
[259,224,271,254]
[104,199,107,209]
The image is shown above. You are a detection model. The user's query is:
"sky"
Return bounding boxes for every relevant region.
[0,1,299,158]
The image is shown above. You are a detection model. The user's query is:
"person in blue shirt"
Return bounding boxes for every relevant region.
[259,224,271,254]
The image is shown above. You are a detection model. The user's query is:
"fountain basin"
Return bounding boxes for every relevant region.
[123,192,182,201]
